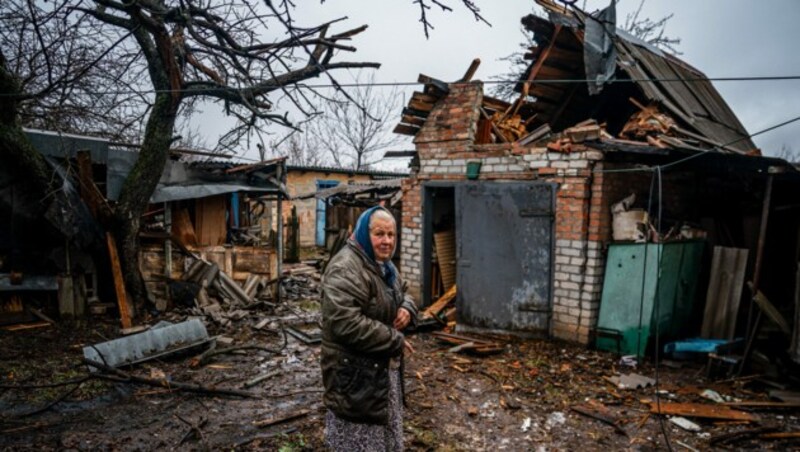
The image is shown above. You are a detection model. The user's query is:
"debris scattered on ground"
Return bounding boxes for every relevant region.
[607,372,656,390]
[669,416,702,432]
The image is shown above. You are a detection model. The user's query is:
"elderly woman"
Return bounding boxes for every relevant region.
[321,206,417,451]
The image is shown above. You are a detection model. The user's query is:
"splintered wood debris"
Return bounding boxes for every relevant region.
[430,331,504,355]
[648,402,759,422]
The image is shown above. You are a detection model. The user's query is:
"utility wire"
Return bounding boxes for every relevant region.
[2,75,800,97]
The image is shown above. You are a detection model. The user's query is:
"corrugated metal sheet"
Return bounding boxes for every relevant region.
[25,129,283,203]
[287,164,408,179]
[295,178,403,200]
[616,40,755,153]
[25,128,111,163]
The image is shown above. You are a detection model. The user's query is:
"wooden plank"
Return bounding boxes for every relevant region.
[459,58,481,82]
[479,108,509,143]
[431,331,496,346]
[761,432,800,439]
[571,404,628,436]
[417,74,449,94]
[75,150,113,223]
[534,64,576,80]
[751,284,792,335]
[401,115,426,127]
[433,230,457,290]
[106,232,133,329]
[422,284,457,320]
[522,25,562,85]
[233,248,273,274]
[402,107,430,119]
[723,401,800,409]
[482,95,511,112]
[195,196,227,246]
[2,321,50,331]
[649,402,758,421]
[383,150,418,158]
[410,91,440,104]
[408,99,435,112]
[529,83,568,102]
[171,208,198,247]
[393,124,421,136]
[702,247,748,339]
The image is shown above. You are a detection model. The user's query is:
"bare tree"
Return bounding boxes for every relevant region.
[1,0,151,142]
[490,0,681,99]
[622,0,681,55]
[776,144,800,163]
[2,1,488,312]
[2,0,380,309]
[306,71,405,170]
[414,0,489,38]
[276,132,327,167]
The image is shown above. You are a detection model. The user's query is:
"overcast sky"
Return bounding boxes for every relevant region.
[195,0,800,164]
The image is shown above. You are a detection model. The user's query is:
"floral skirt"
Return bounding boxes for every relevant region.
[324,369,403,452]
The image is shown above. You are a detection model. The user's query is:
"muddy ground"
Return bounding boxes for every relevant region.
[1,296,798,451]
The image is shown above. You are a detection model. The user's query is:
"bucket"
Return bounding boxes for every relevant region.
[466,161,481,180]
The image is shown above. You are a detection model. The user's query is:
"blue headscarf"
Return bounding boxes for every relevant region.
[352,206,397,286]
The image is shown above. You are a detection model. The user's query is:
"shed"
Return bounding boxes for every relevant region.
[395,5,800,357]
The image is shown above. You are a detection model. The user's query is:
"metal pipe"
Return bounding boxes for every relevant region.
[276,190,283,304]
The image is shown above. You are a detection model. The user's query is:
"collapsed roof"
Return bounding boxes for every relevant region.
[395,2,758,155]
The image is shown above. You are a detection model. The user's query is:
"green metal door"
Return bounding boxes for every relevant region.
[596,244,661,357]
[596,241,706,358]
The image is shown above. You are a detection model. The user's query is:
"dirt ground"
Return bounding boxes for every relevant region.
[1,296,799,451]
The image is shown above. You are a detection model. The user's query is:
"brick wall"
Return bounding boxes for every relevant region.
[402,81,617,344]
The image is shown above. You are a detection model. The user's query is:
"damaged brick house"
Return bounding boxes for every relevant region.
[396,5,800,363]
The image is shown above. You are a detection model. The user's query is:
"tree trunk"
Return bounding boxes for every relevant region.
[113,93,178,310]
[0,55,55,205]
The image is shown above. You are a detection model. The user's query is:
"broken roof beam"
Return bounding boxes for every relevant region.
[418,74,449,95]
[458,58,481,82]
[400,115,426,127]
[383,150,418,158]
[393,124,421,136]
[522,25,563,90]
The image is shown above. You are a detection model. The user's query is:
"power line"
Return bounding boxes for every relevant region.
[3,75,800,97]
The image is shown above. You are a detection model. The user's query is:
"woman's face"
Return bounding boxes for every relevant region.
[369,216,396,262]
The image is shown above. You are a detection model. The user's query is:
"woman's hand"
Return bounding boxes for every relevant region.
[393,307,411,330]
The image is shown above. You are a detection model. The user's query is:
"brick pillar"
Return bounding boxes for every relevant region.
[400,177,422,302]
[546,150,608,344]
[400,82,483,305]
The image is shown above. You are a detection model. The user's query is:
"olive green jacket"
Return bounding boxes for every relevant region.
[320,240,418,424]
